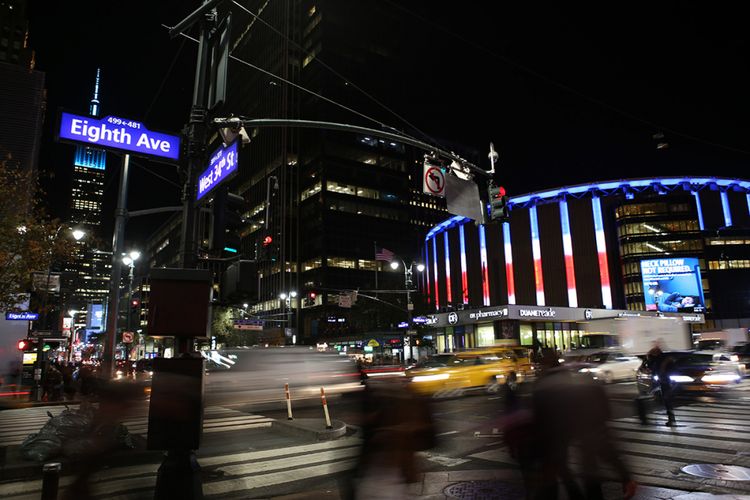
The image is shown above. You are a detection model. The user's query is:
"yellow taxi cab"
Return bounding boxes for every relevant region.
[405,347,529,397]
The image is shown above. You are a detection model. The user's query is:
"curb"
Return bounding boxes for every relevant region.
[271,418,348,441]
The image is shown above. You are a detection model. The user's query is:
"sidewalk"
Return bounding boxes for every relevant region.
[271,469,750,500]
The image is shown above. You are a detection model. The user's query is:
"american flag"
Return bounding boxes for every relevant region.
[375,247,395,262]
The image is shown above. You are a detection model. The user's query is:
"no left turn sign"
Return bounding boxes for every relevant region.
[423,164,446,197]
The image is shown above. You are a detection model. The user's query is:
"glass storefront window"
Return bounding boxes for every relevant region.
[520,324,534,346]
[476,325,495,347]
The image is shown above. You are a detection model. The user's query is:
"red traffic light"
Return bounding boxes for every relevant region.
[309,292,317,299]
[131,299,140,308]
[262,235,273,247]
[498,186,506,197]
[17,339,28,350]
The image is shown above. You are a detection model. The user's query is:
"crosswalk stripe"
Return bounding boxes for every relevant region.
[0,405,271,447]
[203,459,359,497]
[0,437,363,498]
[470,397,750,495]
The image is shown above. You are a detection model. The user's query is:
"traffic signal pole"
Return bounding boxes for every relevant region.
[102,153,130,380]
[178,8,213,271]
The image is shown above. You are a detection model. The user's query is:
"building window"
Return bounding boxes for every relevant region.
[327,257,356,269]
[301,181,322,201]
[708,259,750,270]
[358,259,378,271]
[302,258,322,271]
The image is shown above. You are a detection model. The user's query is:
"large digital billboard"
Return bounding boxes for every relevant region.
[641,258,705,313]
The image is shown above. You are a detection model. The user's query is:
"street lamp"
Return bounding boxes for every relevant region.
[122,250,141,360]
[279,291,297,344]
[389,258,424,362]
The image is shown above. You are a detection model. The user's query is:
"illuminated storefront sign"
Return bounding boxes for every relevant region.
[196,140,239,201]
[468,308,509,320]
[518,307,557,318]
[58,112,180,160]
[641,257,705,313]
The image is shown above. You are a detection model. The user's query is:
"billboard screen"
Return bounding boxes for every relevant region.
[640,258,705,313]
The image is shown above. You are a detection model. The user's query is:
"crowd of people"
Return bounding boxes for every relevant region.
[39,361,100,402]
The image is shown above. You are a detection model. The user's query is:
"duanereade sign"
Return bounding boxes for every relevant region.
[58,112,180,161]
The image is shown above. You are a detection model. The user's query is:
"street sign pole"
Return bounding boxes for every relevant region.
[103,154,130,379]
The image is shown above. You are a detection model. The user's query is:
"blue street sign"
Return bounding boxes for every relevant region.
[57,112,180,160]
[197,140,239,201]
[5,312,39,321]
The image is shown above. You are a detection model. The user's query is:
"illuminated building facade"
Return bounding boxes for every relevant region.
[422,177,750,352]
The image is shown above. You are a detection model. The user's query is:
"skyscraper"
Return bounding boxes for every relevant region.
[0,0,45,178]
[66,69,111,317]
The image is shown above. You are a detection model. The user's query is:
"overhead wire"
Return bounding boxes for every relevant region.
[383,0,750,157]
[161,24,413,140]
[229,0,442,149]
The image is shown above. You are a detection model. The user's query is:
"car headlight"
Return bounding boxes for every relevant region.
[702,373,741,383]
[669,375,694,383]
[579,367,599,373]
[411,373,450,383]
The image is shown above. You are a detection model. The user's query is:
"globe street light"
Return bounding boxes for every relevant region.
[390,257,424,362]
[122,251,141,360]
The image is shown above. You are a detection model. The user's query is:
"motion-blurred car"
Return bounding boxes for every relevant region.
[732,343,750,373]
[636,351,742,396]
[696,350,747,378]
[405,348,523,397]
[133,358,154,381]
[577,351,642,383]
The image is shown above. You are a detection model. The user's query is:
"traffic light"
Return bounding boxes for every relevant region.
[303,291,317,307]
[131,299,140,309]
[211,189,246,254]
[488,182,510,222]
[17,339,29,351]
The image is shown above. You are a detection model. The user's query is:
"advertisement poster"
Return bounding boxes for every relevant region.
[641,257,705,313]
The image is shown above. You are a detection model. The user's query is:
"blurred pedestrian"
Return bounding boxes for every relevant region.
[42,363,63,401]
[62,380,142,500]
[646,340,677,426]
[61,362,77,401]
[350,376,435,499]
[532,348,637,499]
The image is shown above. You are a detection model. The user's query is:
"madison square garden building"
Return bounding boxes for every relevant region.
[419,177,750,353]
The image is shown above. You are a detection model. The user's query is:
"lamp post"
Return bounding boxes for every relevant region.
[121,251,140,361]
[389,259,425,363]
[67,309,78,363]
[279,291,297,344]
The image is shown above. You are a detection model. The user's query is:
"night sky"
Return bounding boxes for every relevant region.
[25,1,750,244]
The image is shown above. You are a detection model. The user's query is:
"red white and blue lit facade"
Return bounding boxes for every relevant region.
[420,177,750,351]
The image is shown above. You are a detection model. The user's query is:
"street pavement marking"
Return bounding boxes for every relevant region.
[468,398,750,495]
[0,437,364,499]
[0,404,271,447]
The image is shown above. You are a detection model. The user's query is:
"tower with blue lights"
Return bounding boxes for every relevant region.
[70,68,106,236]
[67,68,111,318]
